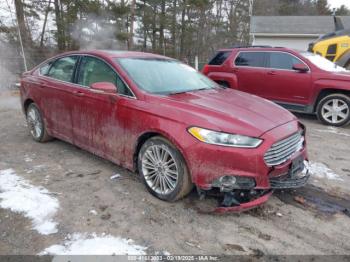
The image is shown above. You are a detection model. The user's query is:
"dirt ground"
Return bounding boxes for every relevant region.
[1,90,350,255]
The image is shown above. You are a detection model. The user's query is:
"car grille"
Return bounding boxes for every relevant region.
[264,131,304,167]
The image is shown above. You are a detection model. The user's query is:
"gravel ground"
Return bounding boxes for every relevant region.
[0,90,350,255]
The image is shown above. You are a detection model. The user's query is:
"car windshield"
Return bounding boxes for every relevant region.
[116,58,218,95]
[300,52,348,72]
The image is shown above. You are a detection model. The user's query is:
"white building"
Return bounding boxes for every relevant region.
[250,16,350,51]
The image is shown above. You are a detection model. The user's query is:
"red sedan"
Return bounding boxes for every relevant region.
[20,50,309,212]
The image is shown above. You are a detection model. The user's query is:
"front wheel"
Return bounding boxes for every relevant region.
[26,103,52,142]
[316,94,350,127]
[138,136,193,202]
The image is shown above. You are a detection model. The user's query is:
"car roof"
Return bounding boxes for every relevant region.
[217,46,296,53]
[59,50,170,60]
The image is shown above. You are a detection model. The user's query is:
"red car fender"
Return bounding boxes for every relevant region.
[312,79,350,106]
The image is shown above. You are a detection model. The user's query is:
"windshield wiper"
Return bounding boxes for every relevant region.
[168,88,210,95]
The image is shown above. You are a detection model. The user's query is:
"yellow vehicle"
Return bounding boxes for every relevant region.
[309,16,350,69]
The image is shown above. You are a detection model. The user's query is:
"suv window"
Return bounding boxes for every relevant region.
[234,52,266,67]
[47,56,78,82]
[209,51,231,65]
[268,52,303,70]
[78,56,133,97]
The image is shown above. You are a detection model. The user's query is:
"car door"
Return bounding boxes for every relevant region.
[233,51,268,95]
[262,52,312,106]
[72,55,134,165]
[37,55,79,143]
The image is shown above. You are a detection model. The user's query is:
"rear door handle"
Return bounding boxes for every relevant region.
[74,90,85,97]
[267,71,276,75]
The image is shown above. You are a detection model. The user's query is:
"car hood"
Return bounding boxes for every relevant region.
[156,88,296,137]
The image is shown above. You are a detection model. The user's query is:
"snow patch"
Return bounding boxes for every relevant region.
[306,162,343,181]
[110,174,121,180]
[0,168,59,235]
[89,209,98,215]
[40,233,147,255]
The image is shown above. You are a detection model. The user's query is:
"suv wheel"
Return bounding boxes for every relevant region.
[138,136,193,202]
[26,103,52,142]
[316,94,350,126]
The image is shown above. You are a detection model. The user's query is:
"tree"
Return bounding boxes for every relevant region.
[336,5,350,15]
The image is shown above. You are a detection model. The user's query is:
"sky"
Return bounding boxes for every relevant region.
[328,0,350,9]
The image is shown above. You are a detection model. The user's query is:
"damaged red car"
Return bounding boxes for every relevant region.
[20,50,309,212]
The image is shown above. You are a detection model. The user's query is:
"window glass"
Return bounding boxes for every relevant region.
[209,51,231,65]
[117,58,218,95]
[268,52,302,70]
[234,52,266,67]
[78,56,131,96]
[47,56,78,82]
[39,62,52,75]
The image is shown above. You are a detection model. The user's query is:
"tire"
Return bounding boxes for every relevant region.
[316,94,350,127]
[26,103,52,142]
[138,136,193,202]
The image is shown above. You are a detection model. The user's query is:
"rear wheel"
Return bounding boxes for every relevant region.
[316,94,350,127]
[138,136,193,202]
[26,103,52,142]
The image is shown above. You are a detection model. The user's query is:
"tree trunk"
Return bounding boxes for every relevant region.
[159,0,166,54]
[14,0,31,48]
[171,0,177,57]
[128,0,136,50]
[40,0,52,48]
[151,4,157,52]
[179,0,186,59]
[54,0,65,51]
[142,0,147,50]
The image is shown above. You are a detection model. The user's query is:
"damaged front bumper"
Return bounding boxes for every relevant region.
[215,189,273,213]
[201,163,310,213]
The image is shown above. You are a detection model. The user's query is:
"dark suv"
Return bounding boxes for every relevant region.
[203,46,350,126]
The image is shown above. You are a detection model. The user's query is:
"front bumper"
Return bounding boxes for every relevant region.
[270,166,310,189]
[182,120,309,212]
[213,164,310,213]
[215,190,273,213]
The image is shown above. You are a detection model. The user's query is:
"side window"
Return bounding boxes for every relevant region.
[47,56,78,82]
[268,52,303,70]
[234,52,266,68]
[208,51,231,65]
[39,61,52,76]
[78,56,132,96]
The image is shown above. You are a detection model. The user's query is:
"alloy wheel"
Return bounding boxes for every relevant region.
[141,145,179,195]
[321,98,350,125]
[27,106,43,139]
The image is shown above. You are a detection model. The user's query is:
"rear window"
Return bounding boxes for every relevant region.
[234,52,266,68]
[208,51,231,65]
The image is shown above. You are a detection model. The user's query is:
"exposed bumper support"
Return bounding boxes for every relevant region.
[215,190,273,213]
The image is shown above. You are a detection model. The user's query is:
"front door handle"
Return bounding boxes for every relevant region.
[267,71,276,75]
[74,91,85,97]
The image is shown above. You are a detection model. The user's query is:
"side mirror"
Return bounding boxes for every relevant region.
[90,82,117,94]
[293,64,309,73]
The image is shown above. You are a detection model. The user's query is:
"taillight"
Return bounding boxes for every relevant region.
[202,64,209,75]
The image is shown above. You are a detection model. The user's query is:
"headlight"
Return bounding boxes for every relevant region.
[188,127,263,148]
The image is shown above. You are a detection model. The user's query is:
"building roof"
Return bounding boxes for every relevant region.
[251,16,350,36]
